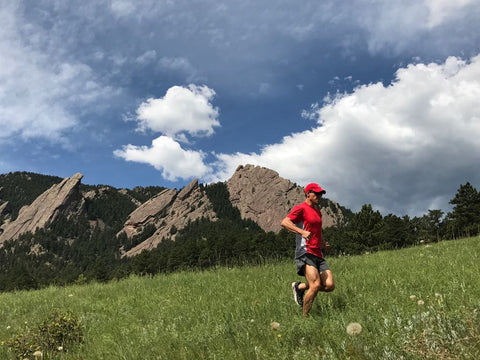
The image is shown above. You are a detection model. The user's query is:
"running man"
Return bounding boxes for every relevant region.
[280,183,335,316]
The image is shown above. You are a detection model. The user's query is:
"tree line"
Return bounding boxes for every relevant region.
[0,177,478,292]
[325,182,480,256]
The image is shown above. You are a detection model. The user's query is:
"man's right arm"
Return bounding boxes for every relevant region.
[281,217,311,240]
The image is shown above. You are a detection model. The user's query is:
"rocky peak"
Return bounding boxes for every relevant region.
[120,188,178,239]
[121,178,216,257]
[226,164,344,232]
[177,178,198,200]
[0,173,84,246]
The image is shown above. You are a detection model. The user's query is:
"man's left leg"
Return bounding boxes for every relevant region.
[319,270,335,292]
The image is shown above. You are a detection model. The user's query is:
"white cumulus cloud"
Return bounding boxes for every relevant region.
[114,135,212,181]
[134,84,220,139]
[213,55,480,216]
[115,84,220,180]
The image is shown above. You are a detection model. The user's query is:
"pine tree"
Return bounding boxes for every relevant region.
[348,204,384,251]
[448,182,480,237]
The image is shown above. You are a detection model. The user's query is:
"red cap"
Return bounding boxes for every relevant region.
[305,183,326,194]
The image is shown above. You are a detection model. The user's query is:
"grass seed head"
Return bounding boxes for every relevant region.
[346,322,362,335]
[270,322,280,331]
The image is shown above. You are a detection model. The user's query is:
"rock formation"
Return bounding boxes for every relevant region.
[226,164,344,232]
[121,179,217,257]
[0,173,84,246]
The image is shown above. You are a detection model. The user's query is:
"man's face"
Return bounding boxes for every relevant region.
[307,191,323,205]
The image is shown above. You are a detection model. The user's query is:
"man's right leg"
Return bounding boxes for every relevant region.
[302,264,321,316]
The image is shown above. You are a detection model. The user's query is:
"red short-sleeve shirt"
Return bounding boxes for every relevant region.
[287,202,323,258]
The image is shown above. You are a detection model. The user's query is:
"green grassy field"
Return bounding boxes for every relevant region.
[1,237,479,359]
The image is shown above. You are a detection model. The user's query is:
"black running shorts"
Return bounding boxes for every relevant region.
[295,253,330,276]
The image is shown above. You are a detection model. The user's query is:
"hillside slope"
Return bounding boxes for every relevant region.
[0,236,478,359]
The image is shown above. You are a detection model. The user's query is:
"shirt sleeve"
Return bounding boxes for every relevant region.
[287,205,304,224]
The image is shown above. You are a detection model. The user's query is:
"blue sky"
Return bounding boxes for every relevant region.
[1,0,479,217]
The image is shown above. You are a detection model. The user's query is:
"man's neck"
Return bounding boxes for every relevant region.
[305,199,317,207]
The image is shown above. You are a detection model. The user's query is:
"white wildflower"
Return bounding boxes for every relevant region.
[270,322,280,330]
[346,322,362,335]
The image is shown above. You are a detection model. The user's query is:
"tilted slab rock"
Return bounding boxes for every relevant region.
[0,173,83,246]
[226,164,344,232]
[122,179,217,257]
[120,188,177,238]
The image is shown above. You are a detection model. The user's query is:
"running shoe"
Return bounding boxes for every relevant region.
[291,281,304,307]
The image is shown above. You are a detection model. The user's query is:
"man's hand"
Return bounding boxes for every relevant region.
[323,241,330,253]
[303,230,312,240]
